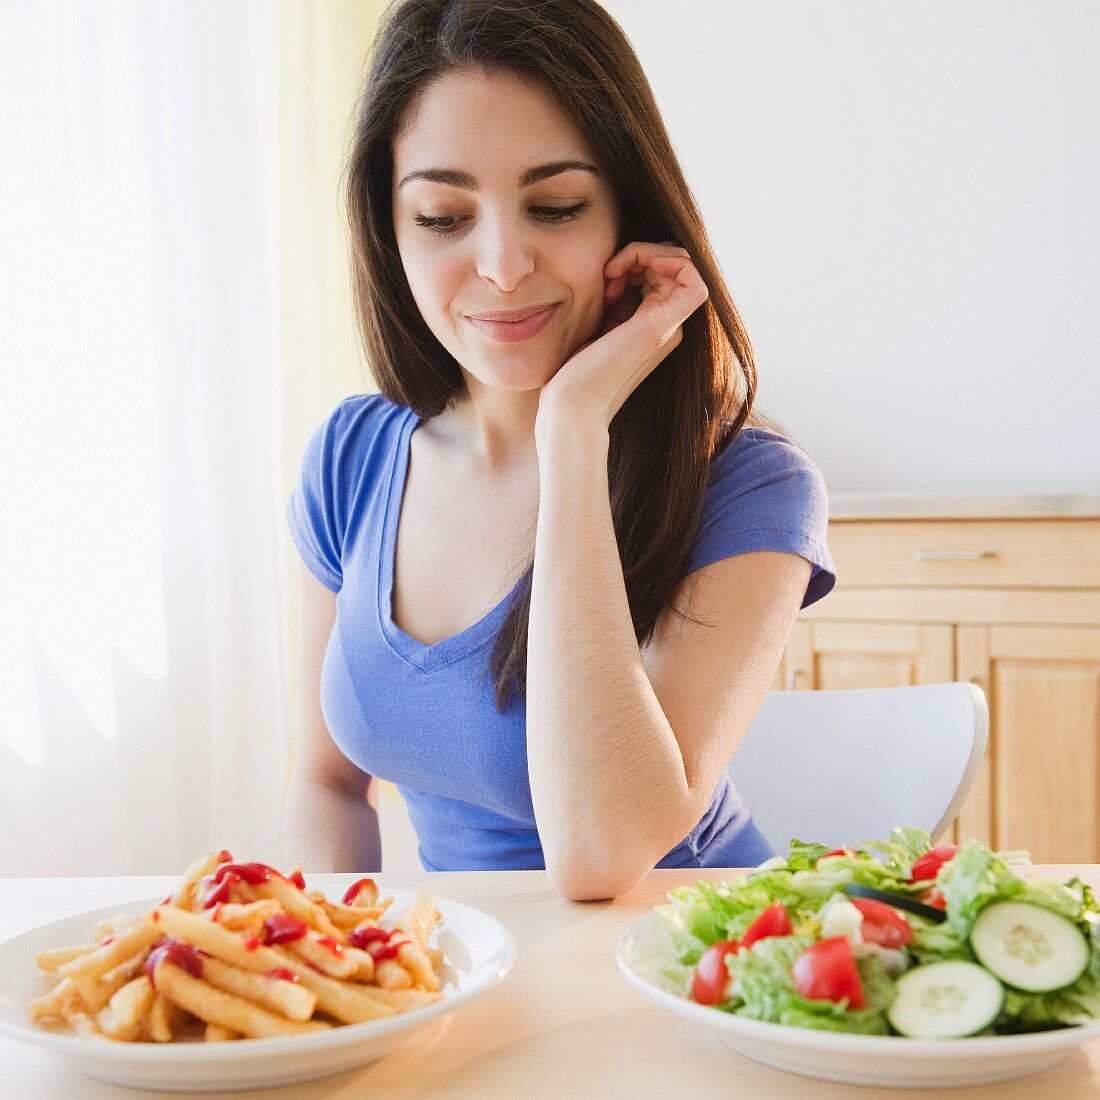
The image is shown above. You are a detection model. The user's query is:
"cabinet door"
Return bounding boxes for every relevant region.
[959,625,1100,862]
[784,621,954,691]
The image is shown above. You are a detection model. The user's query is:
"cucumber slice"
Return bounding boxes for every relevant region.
[970,901,1089,992]
[887,962,1004,1038]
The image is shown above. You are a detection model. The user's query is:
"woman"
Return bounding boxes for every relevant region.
[280,0,835,900]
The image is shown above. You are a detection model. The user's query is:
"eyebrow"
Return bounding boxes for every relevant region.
[397,159,600,191]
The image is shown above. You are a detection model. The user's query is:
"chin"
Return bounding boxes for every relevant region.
[468,353,562,393]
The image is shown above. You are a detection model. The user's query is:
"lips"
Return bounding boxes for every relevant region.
[465,303,560,343]
[466,302,559,323]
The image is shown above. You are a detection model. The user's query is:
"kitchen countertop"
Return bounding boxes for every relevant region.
[828,493,1100,520]
[4,869,1100,1098]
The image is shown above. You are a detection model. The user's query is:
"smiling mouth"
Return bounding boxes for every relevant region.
[466,303,559,323]
[465,303,560,343]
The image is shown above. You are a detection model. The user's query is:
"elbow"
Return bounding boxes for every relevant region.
[544,847,651,902]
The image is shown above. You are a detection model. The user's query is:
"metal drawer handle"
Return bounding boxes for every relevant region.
[912,550,998,561]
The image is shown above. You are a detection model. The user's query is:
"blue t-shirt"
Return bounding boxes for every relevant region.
[287,393,836,870]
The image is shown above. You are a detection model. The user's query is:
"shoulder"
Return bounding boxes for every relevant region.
[706,425,828,521]
[313,391,410,453]
[687,423,835,608]
[301,392,412,477]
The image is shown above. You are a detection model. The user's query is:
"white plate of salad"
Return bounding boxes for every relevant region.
[617,828,1100,1088]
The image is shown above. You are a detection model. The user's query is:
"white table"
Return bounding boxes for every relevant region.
[4,869,1100,1097]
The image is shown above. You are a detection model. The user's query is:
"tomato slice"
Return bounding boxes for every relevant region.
[791,936,866,1010]
[921,889,947,910]
[848,897,913,948]
[740,900,793,949]
[818,848,853,861]
[692,940,739,1005]
[908,846,959,883]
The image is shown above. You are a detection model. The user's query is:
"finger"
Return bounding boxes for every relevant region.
[603,241,691,278]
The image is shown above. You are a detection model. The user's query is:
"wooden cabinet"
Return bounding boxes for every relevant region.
[784,514,1100,863]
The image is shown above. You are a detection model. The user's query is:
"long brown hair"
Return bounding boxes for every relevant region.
[344,0,758,711]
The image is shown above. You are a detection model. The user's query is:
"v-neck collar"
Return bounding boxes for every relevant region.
[376,406,522,673]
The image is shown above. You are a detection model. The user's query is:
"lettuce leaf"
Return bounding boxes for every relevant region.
[728,935,894,1034]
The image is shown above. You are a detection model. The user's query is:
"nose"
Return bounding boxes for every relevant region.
[475,214,535,293]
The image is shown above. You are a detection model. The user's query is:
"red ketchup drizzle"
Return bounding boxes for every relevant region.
[267,968,299,983]
[316,936,343,956]
[288,870,306,890]
[371,939,408,961]
[245,936,262,952]
[262,913,309,945]
[145,938,202,988]
[201,861,286,910]
[348,925,407,960]
[341,878,376,906]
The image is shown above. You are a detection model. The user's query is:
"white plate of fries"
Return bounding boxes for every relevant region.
[0,854,516,1093]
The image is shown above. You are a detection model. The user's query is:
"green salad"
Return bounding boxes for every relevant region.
[654,828,1100,1037]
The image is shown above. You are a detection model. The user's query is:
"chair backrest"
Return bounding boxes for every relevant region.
[728,682,989,852]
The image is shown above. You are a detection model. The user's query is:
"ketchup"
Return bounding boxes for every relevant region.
[145,938,202,988]
[267,968,299,983]
[288,870,306,890]
[316,936,343,956]
[262,912,309,945]
[348,925,390,949]
[341,878,376,906]
[201,861,286,909]
[370,939,408,961]
[348,925,407,960]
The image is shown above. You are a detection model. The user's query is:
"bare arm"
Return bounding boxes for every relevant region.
[527,408,810,901]
[280,563,382,872]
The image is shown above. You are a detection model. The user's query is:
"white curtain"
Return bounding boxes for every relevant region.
[0,1,289,875]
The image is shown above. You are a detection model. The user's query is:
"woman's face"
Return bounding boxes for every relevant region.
[392,69,621,394]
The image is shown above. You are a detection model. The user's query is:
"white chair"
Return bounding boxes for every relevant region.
[728,683,989,852]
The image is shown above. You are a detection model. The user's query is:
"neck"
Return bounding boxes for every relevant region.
[434,375,542,471]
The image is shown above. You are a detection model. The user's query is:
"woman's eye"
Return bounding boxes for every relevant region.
[413,201,591,237]
[413,213,470,235]
[530,201,591,223]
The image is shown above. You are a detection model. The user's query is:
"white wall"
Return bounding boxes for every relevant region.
[601,1,1100,492]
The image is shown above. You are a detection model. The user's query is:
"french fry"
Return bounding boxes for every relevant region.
[395,939,439,992]
[104,976,156,1029]
[92,913,136,942]
[319,899,392,929]
[145,907,285,974]
[28,978,76,1022]
[272,949,395,1024]
[285,931,356,979]
[200,955,316,1022]
[170,850,231,910]
[402,893,442,950]
[152,961,329,1039]
[207,900,280,932]
[97,1007,142,1042]
[249,876,342,940]
[35,945,95,972]
[353,880,379,907]
[205,1023,239,1041]
[374,958,413,990]
[148,993,187,1042]
[428,948,444,971]
[74,950,151,1013]
[350,986,444,1011]
[344,945,376,982]
[58,923,160,985]
[59,987,103,1039]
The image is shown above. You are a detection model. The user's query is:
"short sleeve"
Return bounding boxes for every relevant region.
[682,428,837,609]
[286,401,355,593]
